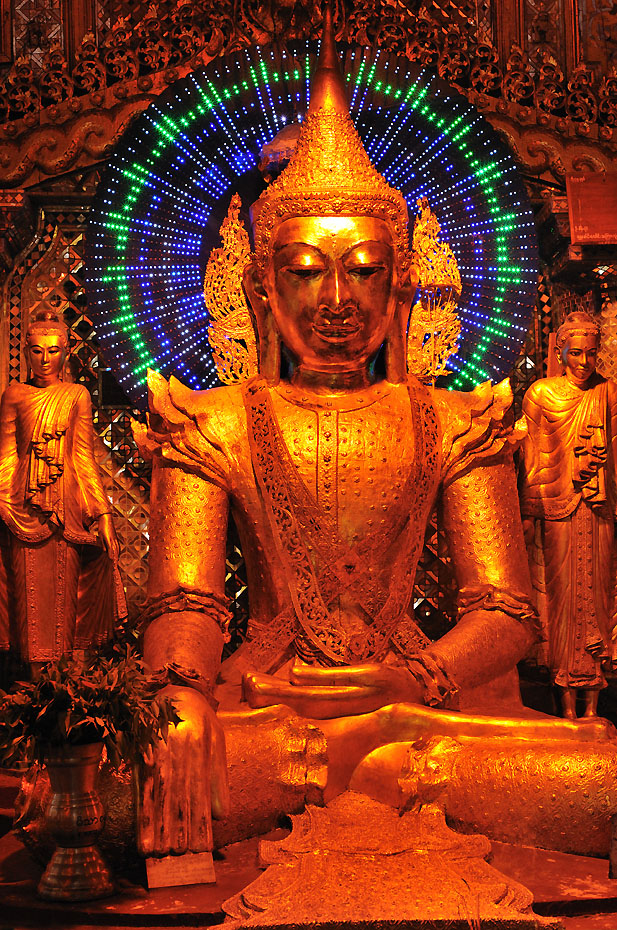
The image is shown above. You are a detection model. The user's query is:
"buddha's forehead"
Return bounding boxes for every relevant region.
[271,215,395,254]
[26,330,66,349]
[564,333,599,350]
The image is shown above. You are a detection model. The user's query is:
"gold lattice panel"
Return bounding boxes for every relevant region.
[12,0,64,69]
[94,434,149,614]
[597,270,617,381]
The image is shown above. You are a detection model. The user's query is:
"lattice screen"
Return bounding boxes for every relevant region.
[11,0,64,70]
[597,266,617,381]
[510,271,553,419]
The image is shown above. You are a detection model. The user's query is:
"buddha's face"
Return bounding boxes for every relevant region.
[261,215,411,374]
[559,333,598,387]
[26,330,66,386]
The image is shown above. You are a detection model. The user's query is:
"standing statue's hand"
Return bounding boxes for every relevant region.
[243,661,424,719]
[136,685,229,856]
[98,513,120,563]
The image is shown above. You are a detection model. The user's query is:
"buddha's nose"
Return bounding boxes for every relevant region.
[321,266,350,309]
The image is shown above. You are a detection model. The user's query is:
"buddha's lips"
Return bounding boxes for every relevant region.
[312,309,361,341]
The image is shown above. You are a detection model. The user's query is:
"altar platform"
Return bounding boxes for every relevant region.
[2,770,617,930]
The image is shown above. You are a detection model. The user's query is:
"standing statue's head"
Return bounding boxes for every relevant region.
[25,310,70,387]
[243,3,416,386]
[555,311,600,388]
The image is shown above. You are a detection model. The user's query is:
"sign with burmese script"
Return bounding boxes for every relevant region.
[567,173,617,244]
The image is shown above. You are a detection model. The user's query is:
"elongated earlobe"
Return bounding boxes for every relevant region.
[386,266,417,384]
[243,262,281,385]
[385,301,409,384]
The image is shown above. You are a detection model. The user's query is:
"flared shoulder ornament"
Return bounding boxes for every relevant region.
[251,3,410,269]
[204,194,258,384]
[408,198,462,385]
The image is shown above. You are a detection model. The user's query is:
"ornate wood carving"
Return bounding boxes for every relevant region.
[0,0,615,189]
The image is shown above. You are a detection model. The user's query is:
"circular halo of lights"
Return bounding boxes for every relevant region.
[87,43,539,407]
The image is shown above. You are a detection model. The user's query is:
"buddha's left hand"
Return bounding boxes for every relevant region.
[98,513,120,563]
[243,661,424,718]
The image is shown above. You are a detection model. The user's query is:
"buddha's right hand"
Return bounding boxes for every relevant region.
[136,685,229,856]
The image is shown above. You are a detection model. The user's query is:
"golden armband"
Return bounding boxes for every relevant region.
[136,587,232,640]
[138,587,232,696]
[456,584,541,640]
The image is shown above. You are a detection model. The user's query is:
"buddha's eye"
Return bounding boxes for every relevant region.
[287,266,323,278]
[349,264,384,278]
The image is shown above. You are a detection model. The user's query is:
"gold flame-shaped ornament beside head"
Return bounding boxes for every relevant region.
[406,198,462,385]
[204,194,462,386]
[203,193,258,384]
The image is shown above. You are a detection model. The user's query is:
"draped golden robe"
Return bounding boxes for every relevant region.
[519,373,617,687]
[0,382,118,662]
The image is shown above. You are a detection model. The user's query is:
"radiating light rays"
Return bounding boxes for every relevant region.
[86,42,538,406]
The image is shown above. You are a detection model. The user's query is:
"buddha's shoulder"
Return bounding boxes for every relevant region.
[1,381,26,404]
[147,369,246,429]
[523,376,566,404]
[431,379,516,482]
[432,378,513,430]
[525,374,617,407]
[1,381,87,405]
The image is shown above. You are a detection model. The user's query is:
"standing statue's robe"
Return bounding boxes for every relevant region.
[519,373,617,687]
[0,381,119,662]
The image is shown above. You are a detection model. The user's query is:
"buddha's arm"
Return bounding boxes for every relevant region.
[426,456,537,689]
[0,389,18,505]
[609,381,617,501]
[143,459,230,687]
[137,459,230,857]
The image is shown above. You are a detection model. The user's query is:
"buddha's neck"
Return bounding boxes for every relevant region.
[291,367,375,395]
[31,375,61,388]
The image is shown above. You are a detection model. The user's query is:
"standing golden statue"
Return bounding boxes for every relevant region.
[519,310,617,719]
[0,310,122,671]
[132,8,617,887]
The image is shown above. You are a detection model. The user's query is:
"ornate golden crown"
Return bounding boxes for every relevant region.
[251,4,410,269]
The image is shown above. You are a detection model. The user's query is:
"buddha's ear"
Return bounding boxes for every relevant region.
[385,259,418,384]
[243,260,281,385]
[555,342,565,367]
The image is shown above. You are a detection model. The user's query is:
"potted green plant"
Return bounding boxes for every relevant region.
[0,644,178,901]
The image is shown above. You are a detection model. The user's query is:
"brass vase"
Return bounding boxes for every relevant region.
[37,742,114,901]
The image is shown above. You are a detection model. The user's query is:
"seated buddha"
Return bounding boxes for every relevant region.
[132,9,617,873]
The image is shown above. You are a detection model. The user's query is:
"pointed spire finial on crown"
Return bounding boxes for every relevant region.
[308,1,348,115]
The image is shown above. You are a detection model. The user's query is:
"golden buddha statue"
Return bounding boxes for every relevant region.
[0,310,123,669]
[131,10,617,886]
[519,311,617,720]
